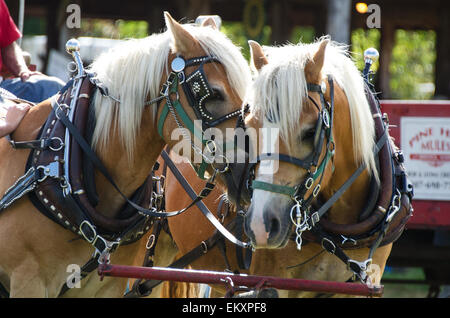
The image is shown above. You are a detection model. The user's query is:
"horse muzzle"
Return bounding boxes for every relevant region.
[244,193,292,249]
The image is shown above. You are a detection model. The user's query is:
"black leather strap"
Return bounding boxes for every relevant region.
[309,128,389,226]
[160,150,249,249]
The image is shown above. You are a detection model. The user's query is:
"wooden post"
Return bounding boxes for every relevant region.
[43,0,60,73]
[326,0,351,44]
[270,0,291,45]
[175,0,211,22]
[147,4,165,34]
[378,20,395,99]
[435,5,450,99]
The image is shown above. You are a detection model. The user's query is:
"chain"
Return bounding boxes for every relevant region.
[386,189,402,223]
[290,198,311,251]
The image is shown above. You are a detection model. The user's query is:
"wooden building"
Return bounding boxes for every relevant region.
[5,0,450,99]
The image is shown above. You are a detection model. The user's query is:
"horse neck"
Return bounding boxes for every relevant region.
[93,109,165,219]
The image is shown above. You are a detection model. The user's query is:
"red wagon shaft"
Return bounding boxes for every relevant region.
[98,264,383,297]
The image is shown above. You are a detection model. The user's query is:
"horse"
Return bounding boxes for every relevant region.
[239,38,412,290]
[0,12,252,297]
[160,38,412,297]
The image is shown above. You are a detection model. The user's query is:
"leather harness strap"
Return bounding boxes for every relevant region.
[160,149,249,249]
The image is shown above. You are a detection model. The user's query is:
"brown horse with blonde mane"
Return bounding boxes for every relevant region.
[0,12,251,297]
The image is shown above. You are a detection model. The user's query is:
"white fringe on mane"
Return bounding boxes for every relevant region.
[89,24,251,160]
[247,37,377,177]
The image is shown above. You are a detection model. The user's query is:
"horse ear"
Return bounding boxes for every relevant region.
[164,11,199,54]
[200,17,218,29]
[249,40,268,72]
[305,39,329,82]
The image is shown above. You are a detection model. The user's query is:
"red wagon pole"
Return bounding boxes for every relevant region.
[98,264,383,297]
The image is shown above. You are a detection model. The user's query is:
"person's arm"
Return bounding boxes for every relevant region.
[1,42,40,81]
[0,103,30,137]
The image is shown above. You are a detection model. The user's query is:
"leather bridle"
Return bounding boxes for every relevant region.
[248,75,335,241]
[156,55,245,180]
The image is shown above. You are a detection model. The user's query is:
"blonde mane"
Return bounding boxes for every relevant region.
[89,24,251,159]
[247,37,377,177]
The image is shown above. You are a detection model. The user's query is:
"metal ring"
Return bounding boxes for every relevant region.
[321,237,336,254]
[36,165,48,182]
[169,91,180,102]
[177,71,186,84]
[214,155,230,173]
[67,61,77,73]
[328,140,336,154]
[205,139,217,155]
[79,220,97,244]
[290,204,300,225]
[305,177,314,189]
[201,241,208,254]
[146,234,156,250]
[54,103,69,120]
[313,184,321,197]
[322,109,330,128]
[49,137,64,151]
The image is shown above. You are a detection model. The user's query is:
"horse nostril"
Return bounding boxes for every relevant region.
[268,217,280,240]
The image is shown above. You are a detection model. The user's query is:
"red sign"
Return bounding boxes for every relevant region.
[380,100,450,229]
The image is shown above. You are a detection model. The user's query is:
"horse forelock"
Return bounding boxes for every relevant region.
[90,24,251,161]
[248,38,377,178]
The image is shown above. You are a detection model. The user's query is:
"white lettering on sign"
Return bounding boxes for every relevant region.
[401,117,450,200]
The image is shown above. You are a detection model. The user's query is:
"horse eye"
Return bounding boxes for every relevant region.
[211,88,224,101]
[302,128,316,141]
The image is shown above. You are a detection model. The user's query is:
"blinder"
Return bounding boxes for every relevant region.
[157,54,248,179]
[165,55,243,131]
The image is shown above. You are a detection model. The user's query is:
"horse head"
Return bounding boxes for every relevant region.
[89,12,252,211]
[243,38,378,249]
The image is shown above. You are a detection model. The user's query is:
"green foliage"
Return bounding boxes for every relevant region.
[221,21,271,61]
[290,26,315,44]
[80,19,148,39]
[115,20,148,39]
[390,30,436,99]
[220,23,315,61]
[351,28,436,99]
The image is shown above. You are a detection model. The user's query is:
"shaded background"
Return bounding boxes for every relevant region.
[5,0,449,100]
